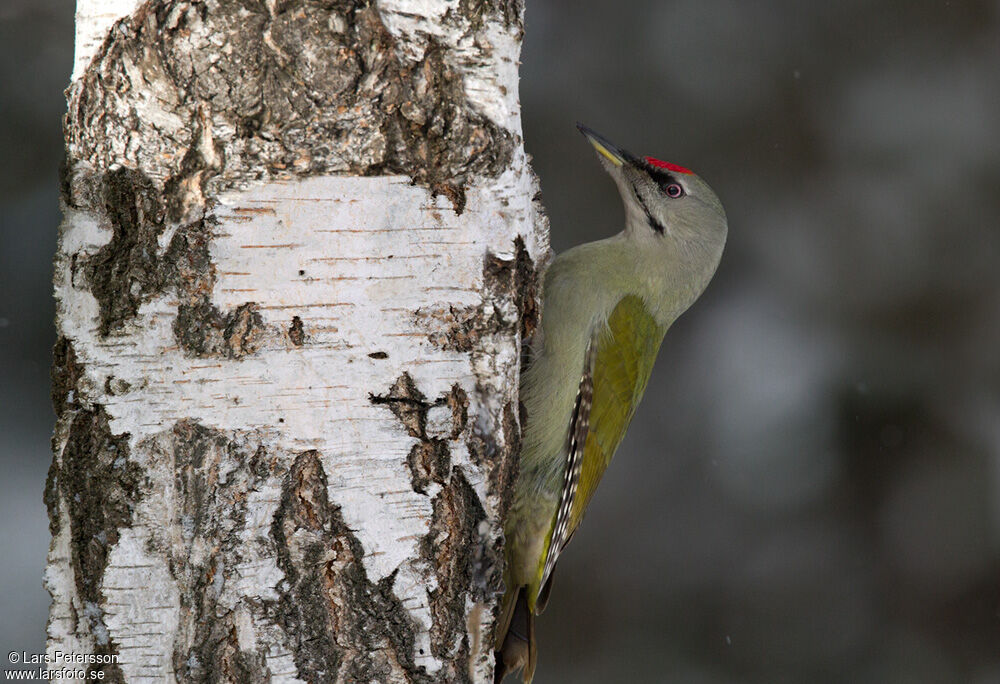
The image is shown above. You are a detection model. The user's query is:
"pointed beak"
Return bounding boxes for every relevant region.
[576,123,634,168]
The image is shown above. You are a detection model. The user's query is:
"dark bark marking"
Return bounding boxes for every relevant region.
[269,450,432,683]
[104,376,132,396]
[370,373,432,440]
[455,0,524,33]
[288,315,305,346]
[483,236,539,342]
[407,440,452,495]
[419,304,497,353]
[447,384,470,440]
[46,406,139,682]
[368,350,388,359]
[173,300,266,358]
[191,624,267,684]
[372,375,471,493]
[160,422,270,683]
[51,337,83,418]
[223,303,265,358]
[490,401,522,519]
[418,236,539,352]
[85,167,168,335]
[421,467,491,680]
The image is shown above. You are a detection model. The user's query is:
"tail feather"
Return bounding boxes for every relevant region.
[494,588,537,683]
[534,567,556,615]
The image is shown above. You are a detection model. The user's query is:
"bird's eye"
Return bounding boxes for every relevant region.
[664,183,684,198]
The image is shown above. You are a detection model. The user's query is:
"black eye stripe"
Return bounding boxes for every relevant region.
[634,190,664,234]
[645,166,686,197]
[646,167,679,186]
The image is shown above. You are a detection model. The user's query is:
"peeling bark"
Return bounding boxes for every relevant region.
[48,0,547,682]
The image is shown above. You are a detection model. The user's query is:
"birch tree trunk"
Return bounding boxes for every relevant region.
[46,0,546,681]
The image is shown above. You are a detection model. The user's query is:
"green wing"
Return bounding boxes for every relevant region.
[570,295,665,530]
[536,294,665,603]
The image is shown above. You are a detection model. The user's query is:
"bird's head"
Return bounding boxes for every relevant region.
[577,123,727,249]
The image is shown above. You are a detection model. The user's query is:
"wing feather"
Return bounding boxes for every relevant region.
[535,295,666,607]
[538,338,595,598]
[570,295,664,532]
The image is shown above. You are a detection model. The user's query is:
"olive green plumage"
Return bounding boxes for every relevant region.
[571,294,665,531]
[495,125,727,683]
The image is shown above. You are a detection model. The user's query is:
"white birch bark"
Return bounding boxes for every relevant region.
[46,0,546,681]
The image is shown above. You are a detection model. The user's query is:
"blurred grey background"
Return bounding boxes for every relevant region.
[2,0,998,682]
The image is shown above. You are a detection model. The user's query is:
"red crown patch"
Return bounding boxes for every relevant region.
[644,157,693,175]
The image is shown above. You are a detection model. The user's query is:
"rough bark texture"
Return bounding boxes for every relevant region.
[47,0,547,681]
